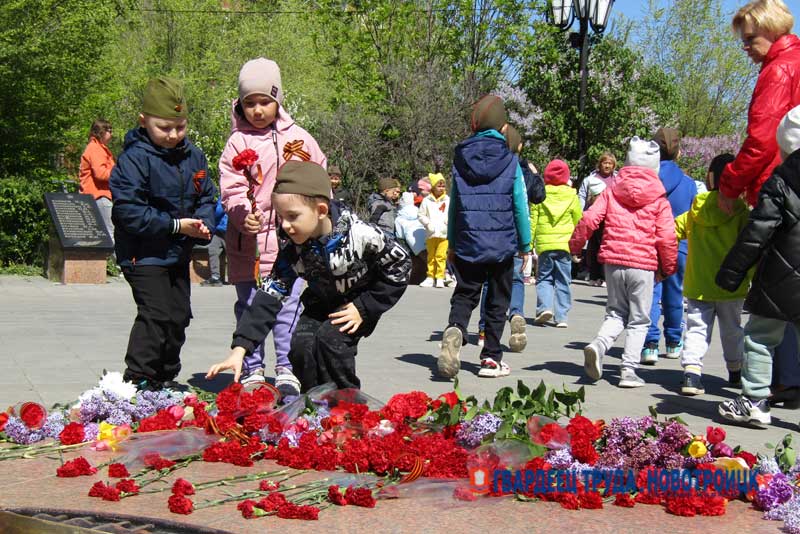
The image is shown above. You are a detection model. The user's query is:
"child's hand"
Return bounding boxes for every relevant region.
[206,347,246,382]
[179,219,212,239]
[329,302,363,334]
[243,210,263,235]
[519,252,529,274]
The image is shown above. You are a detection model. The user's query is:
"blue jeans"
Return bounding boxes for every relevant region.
[479,255,524,331]
[646,248,686,345]
[535,250,572,323]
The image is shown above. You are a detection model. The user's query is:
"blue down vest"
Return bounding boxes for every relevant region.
[452,134,518,263]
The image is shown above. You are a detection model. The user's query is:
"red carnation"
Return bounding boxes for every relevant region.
[0,412,8,432]
[613,493,635,507]
[172,478,195,496]
[257,492,288,512]
[108,463,130,478]
[665,495,700,517]
[19,402,46,429]
[328,485,347,505]
[259,480,280,492]
[698,495,727,516]
[276,502,319,520]
[556,493,580,510]
[115,479,140,495]
[438,391,460,408]
[138,409,180,433]
[143,453,175,470]
[579,491,603,509]
[232,149,259,171]
[167,494,194,515]
[237,499,258,519]
[88,481,120,501]
[56,456,97,477]
[345,486,376,508]
[382,391,432,423]
[58,422,86,445]
[706,426,726,445]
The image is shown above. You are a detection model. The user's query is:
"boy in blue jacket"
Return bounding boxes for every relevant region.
[110,77,217,391]
[641,127,697,365]
[437,95,532,379]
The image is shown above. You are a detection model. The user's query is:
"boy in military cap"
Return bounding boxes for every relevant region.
[207,161,411,391]
[110,76,217,391]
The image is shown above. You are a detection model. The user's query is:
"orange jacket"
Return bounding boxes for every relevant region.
[78,137,115,200]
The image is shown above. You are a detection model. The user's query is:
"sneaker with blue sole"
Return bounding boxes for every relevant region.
[665,341,682,359]
[640,342,659,365]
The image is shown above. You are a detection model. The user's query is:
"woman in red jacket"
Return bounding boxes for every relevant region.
[78,119,115,238]
[718,0,800,211]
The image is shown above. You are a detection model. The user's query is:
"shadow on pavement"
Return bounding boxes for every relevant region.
[574,298,607,307]
[396,352,481,381]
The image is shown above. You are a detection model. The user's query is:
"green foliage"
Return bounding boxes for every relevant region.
[0,174,67,266]
[487,380,583,441]
[514,29,679,175]
[633,0,756,137]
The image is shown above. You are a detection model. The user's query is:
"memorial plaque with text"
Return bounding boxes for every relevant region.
[44,193,114,251]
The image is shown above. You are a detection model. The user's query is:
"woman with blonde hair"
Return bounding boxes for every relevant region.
[78,119,115,238]
[577,152,618,287]
[718,0,800,211]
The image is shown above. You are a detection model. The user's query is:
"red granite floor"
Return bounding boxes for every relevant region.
[0,450,784,534]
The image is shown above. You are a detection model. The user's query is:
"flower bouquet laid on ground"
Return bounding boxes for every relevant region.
[2,374,800,532]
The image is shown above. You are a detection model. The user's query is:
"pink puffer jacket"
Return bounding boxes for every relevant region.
[220,101,327,283]
[569,166,677,275]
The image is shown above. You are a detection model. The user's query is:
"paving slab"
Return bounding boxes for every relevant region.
[0,274,797,533]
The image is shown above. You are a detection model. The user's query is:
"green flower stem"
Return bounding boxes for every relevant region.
[138,469,294,495]
[0,442,85,461]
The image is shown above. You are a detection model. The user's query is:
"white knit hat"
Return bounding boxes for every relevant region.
[399,191,415,207]
[238,58,283,104]
[777,105,800,156]
[624,136,661,172]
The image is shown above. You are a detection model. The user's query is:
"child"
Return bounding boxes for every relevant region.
[477,125,541,351]
[569,137,677,388]
[717,106,800,427]
[641,127,698,364]
[418,173,450,288]
[437,95,532,379]
[675,153,749,396]
[329,165,353,208]
[207,161,412,391]
[368,177,401,235]
[219,58,326,394]
[532,159,582,328]
[201,199,227,287]
[577,152,618,286]
[110,77,216,391]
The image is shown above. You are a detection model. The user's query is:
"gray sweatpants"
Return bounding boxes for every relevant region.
[681,298,744,373]
[593,264,654,372]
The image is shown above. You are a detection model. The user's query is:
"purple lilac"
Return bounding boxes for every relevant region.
[756,472,794,511]
[280,428,301,448]
[41,412,66,439]
[780,497,800,533]
[455,413,503,449]
[83,422,100,442]
[758,457,781,475]
[545,448,574,469]
[3,416,43,444]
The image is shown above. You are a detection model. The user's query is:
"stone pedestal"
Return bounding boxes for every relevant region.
[47,226,108,284]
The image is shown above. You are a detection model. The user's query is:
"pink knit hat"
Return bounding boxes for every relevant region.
[417,178,432,195]
[544,159,570,186]
[238,58,283,104]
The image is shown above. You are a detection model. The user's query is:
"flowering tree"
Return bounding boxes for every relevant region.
[679,135,742,180]
[511,30,679,177]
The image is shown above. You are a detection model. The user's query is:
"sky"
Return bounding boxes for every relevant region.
[609,0,800,33]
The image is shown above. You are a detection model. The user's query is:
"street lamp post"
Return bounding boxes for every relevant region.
[548,0,614,172]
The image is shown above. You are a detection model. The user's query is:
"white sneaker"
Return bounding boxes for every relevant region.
[583,342,602,381]
[478,358,511,378]
[444,273,456,287]
[508,315,527,352]
[420,277,435,288]
[534,310,553,325]
[618,369,645,388]
[274,366,301,397]
[718,395,771,427]
[241,367,266,386]
[435,278,446,288]
[438,327,462,378]
[555,322,568,328]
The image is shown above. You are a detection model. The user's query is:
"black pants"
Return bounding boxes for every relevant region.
[122,263,191,382]
[288,312,361,392]
[448,255,513,361]
[587,223,605,281]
